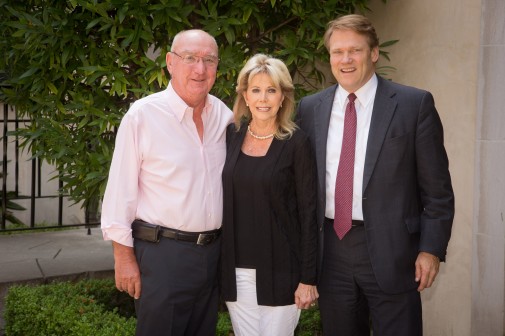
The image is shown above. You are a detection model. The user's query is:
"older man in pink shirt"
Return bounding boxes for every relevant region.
[101,29,232,336]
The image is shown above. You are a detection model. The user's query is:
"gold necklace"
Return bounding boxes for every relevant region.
[247,124,274,140]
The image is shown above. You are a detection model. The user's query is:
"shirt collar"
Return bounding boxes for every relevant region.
[166,81,213,122]
[336,73,378,108]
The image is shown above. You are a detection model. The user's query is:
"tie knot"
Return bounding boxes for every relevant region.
[348,93,357,103]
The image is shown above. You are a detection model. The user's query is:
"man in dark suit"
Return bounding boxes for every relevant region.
[296,14,454,335]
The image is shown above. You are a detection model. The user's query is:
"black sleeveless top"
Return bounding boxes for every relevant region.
[232,151,270,268]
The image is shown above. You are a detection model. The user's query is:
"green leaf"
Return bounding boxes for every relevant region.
[79,66,108,72]
[224,29,235,45]
[19,67,38,79]
[380,39,399,48]
[61,47,70,67]
[86,17,103,31]
[77,117,89,129]
[5,200,26,211]
[46,82,58,94]
[118,6,128,24]
[243,8,253,22]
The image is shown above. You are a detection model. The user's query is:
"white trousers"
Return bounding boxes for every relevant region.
[226,268,301,336]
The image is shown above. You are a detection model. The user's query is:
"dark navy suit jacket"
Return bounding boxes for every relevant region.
[296,75,454,294]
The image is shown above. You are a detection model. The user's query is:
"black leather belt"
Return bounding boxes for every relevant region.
[325,217,364,227]
[132,219,221,245]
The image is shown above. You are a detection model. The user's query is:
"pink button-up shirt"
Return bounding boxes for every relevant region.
[101,82,233,247]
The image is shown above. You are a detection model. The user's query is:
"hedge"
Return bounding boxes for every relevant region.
[4,279,136,335]
[4,278,320,335]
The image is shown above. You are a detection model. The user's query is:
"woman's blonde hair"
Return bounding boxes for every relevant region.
[233,54,296,139]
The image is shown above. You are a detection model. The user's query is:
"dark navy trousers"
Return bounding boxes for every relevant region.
[318,218,422,336]
[134,236,221,336]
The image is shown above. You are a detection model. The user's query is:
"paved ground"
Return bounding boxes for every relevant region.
[0,228,114,335]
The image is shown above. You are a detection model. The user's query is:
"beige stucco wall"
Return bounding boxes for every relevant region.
[472,0,505,335]
[366,0,481,335]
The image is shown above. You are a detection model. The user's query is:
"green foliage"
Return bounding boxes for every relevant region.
[0,0,391,208]
[4,277,322,335]
[296,305,323,335]
[4,279,136,336]
[3,277,233,335]
[0,191,26,226]
[216,311,233,336]
[0,162,26,226]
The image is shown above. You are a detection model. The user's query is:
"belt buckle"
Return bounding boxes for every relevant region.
[197,233,212,245]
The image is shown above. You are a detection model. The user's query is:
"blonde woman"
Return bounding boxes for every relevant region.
[220,54,319,335]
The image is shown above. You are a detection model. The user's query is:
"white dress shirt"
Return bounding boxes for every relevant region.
[101,82,233,247]
[325,74,378,220]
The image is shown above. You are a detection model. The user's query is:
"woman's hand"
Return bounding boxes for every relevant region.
[294,283,319,309]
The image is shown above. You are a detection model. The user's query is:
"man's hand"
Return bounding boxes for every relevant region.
[294,283,319,309]
[112,241,141,299]
[415,251,440,292]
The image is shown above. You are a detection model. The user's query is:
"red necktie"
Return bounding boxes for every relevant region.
[334,93,357,240]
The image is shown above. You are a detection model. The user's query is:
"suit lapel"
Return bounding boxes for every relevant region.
[314,85,337,194]
[225,125,247,178]
[363,77,397,192]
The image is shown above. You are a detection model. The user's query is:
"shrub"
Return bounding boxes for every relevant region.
[4,278,235,335]
[4,278,321,335]
[296,305,323,335]
[4,279,136,336]
[216,311,233,336]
